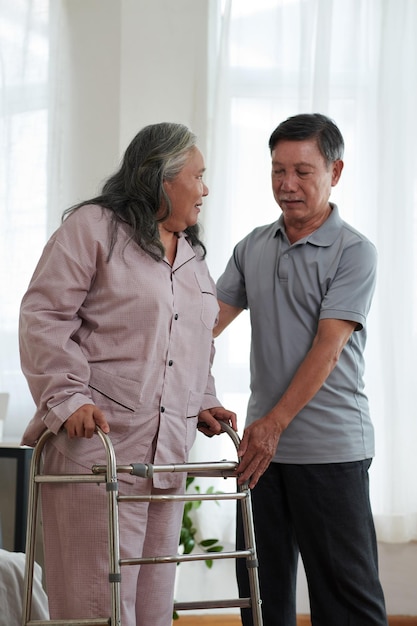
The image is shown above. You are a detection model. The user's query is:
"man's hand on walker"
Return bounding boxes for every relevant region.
[236,414,282,488]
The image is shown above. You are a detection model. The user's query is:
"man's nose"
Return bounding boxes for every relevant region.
[280,173,298,191]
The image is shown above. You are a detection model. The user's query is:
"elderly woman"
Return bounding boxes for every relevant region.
[19,122,236,625]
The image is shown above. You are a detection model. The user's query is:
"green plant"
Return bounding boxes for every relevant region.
[173,476,224,620]
[179,476,224,567]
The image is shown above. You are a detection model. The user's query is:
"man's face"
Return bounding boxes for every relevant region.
[271,138,343,228]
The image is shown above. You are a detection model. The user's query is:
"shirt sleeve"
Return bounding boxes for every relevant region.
[216,241,249,309]
[319,239,377,330]
[19,211,101,433]
[200,339,223,410]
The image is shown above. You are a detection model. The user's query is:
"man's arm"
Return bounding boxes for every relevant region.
[213,299,244,337]
[237,317,357,488]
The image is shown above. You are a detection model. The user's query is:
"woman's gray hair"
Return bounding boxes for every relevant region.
[143,123,198,222]
[64,122,206,261]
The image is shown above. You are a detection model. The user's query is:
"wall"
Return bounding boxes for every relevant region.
[48,0,211,231]
[1,0,416,617]
[173,537,417,617]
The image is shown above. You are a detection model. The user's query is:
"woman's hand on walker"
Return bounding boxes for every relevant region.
[64,404,110,438]
[197,406,237,437]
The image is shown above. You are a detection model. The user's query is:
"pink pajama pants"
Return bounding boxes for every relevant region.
[41,446,185,626]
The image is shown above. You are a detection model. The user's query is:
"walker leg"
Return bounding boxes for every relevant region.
[239,485,263,626]
[22,429,53,626]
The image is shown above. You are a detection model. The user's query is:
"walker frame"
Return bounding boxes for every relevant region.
[22,422,263,625]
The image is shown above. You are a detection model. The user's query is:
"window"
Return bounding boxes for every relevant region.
[0,0,49,438]
[206,0,417,542]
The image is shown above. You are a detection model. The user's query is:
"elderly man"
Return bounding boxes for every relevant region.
[215,113,388,626]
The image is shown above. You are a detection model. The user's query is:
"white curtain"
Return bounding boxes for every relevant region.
[0,0,49,440]
[201,0,417,544]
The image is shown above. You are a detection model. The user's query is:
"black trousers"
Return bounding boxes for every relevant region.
[237,460,388,626]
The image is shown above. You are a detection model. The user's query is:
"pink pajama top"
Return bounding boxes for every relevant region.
[19,205,221,487]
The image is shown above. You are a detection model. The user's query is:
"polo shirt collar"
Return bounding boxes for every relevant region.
[274,203,342,247]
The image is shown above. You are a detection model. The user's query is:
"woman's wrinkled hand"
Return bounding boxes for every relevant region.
[63,404,110,438]
[197,406,237,437]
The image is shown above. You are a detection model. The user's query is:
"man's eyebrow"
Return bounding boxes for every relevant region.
[272,160,315,168]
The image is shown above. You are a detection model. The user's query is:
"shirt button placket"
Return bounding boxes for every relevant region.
[161,313,178,416]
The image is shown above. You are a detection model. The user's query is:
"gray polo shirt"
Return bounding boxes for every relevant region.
[216,204,377,464]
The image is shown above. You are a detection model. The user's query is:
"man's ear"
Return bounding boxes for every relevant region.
[331,159,344,186]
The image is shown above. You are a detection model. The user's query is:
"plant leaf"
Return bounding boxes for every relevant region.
[183,501,193,516]
[199,538,220,548]
[186,476,195,489]
[183,537,195,554]
[207,545,224,553]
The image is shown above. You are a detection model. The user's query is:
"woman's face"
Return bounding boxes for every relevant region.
[161,147,208,232]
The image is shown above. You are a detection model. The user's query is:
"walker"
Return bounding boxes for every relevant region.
[22,422,263,625]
